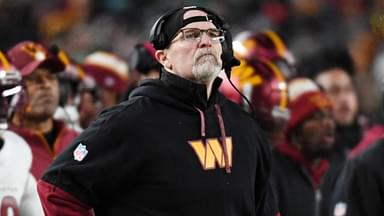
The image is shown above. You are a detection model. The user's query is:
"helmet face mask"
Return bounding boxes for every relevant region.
[0,53,23,129]
[0,68,21,89]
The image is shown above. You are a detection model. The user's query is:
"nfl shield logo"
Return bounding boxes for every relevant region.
[333,202,347,216]
[73,143,88,161]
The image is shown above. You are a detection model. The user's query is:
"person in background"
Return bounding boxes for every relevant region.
[271,77,338,216]
[0,51,44,215]
[77,81,99,130]
[122,41,161,99]
[52,46,85,132]
[37,5,278,216]
[330,48,384,216]
[6,40,79,179]
[297,47,372,158]
[81,51,129,109]
[78,51,129,129]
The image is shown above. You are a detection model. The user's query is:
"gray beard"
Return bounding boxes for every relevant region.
[192,51,222,84]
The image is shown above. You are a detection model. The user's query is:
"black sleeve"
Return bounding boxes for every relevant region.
[331,141,384,216]
[344,159,383,215]
[253,123,279,216]
[263,181,280,216]
[42,104,143,207]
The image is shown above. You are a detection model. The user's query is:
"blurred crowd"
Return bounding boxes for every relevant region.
[1,0,384,215]
[1,0,384,117]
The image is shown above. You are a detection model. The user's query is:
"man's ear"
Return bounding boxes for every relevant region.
[155,50,171,69]
[155,50,166,64]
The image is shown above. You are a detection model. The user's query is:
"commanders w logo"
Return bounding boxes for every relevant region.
[188,137,233,170]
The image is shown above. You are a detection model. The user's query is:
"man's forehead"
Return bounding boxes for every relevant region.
[182,10,217,29]
[26,68,53,78]
[183,10,207,19]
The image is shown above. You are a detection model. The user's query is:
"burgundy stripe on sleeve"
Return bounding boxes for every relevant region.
[37,180,95,216]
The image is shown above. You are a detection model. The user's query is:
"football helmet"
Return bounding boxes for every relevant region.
[0,51,22,129]
[232,30,296,79]
[220,30,296,131]
[231,58,290,130]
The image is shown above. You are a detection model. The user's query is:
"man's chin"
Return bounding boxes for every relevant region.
[336,118,355,126]
[25,110,55,122]
[192,65,221,83]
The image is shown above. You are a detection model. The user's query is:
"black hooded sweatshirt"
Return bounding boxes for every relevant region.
[38,70,276,216]
[331,138,384,216]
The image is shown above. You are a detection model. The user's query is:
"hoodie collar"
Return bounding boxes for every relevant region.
[160,69,223,109]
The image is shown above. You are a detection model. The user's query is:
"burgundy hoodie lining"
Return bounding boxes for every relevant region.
[195,107,206,138]
[214,104,231,173]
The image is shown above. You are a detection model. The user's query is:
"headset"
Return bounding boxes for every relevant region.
[149,5,240,77]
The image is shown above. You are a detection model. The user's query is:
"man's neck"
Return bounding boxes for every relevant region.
[164,67,216,100]
[12,114,53,134]
[206,80,214,99]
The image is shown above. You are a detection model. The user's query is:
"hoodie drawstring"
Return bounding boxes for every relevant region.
[195,105,231,173]
[195,107,206,138]
[214,104,231,173]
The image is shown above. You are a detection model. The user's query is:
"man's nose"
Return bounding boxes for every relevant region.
[323,115,335,130]
[198,33,213,48]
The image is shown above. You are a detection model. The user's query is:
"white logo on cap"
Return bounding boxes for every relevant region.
[35,51,46,61]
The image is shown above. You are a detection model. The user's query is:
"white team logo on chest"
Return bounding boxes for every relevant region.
[73,143,88,162]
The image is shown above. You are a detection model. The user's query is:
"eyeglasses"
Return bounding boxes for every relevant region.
[172,28,226,43]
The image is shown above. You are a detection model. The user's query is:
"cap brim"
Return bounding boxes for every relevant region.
[20,58,65,77]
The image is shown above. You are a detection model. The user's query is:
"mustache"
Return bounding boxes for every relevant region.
[193,48,219,65]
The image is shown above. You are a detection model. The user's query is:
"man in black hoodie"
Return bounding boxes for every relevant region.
[37,6,278,216]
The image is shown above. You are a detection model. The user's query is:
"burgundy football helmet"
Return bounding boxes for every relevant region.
[232,30,296,79]
[220,30,293,132]
[234,58,289,130]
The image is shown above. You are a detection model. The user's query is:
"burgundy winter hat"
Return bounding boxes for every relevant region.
[81,51,129,94]
[285,78,332,135]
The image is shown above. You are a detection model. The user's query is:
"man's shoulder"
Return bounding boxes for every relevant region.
[106,96,157,117]
[353,139,384,167]
[86,97,156,130]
